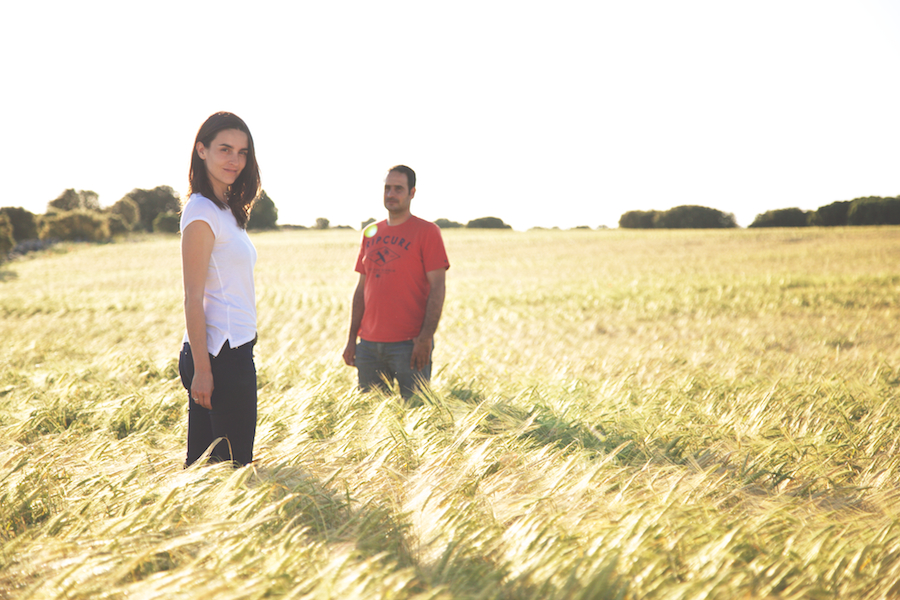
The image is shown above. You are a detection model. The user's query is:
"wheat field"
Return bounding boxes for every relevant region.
[0,227,898,599]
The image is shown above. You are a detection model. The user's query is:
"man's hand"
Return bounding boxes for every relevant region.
[342,339,357,366]
[410,335,433,371]
[343,275,365,367]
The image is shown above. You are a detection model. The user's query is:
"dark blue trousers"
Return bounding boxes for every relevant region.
[179,339,257,467]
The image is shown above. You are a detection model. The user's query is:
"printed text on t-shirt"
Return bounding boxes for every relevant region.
[364,235,412,251]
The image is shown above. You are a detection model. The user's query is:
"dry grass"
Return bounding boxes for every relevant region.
[0,226,898,598]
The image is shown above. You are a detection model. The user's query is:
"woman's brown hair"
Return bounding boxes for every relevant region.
[188,112,261,228]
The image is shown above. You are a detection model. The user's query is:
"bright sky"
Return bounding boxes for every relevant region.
[4,1,900,230]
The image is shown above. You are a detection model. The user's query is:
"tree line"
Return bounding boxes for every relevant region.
[0,185,519,263]
[0,187,280,261]
[619,205,738,229]
[748,196,900,227]
[619,196,900,229]
[10,186,891,263]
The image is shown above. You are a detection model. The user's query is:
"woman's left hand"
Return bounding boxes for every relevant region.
[191,369,214,409]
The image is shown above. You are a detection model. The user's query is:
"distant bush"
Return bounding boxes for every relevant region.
[619,210,661,229]
[40,210,110,242]
[655,205,737,229]
[757,197,900,227]
[621,206,735,229]
[360,217,376,230]
[808,200,851,227]
[466,216,511,229]
[47,189,101,213]
[153,212,180,234]
[435,218,464,229]
[0,206,38,241]
[846,196,900,226]
[749,208,810,228]
[0,213,14,259]
[123,186,180,232]
[107,214,131,237]
[248,190,278,230]
[108,197,140,230]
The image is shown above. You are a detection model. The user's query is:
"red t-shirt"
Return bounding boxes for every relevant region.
[355,216,450,342]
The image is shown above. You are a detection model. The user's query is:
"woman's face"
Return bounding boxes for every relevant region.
[196,128,249,200]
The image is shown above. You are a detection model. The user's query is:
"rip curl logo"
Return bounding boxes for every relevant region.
[364,234,412,251]
[371,246,401,266]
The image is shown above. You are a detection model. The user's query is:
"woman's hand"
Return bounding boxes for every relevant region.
[191,369,214,409]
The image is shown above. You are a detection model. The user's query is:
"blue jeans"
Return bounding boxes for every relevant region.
[356,339,431,400]
[179,338,257,467]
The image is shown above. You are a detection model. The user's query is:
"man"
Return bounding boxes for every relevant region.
[342,165,450,399]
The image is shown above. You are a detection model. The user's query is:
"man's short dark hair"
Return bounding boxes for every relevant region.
[388,165,416,190]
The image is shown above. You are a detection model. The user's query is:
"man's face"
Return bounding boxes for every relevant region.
[384,171,415,216]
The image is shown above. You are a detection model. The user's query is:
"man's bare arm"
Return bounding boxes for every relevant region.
[411,268,446,370]
[342,273,366,366]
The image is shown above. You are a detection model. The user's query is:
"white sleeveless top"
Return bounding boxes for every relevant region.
[180,193,257,356]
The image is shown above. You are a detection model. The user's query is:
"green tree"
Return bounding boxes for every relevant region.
[315,218,330,230]
[153,212,181,234]
[361,217,376,230]
[0,206,39,241]
[618,210,661,229]
[124,186,180,232]
[0,213,14,260]
[107,214,130,237]
[247,190,278,230]
[108,197,140,230]
[435,218,463,229]
[808,200,851,226]
[40,210,110,241]
[466,216,511,229]
[654,205,737,229]
[749,208,810,228]
[846,196,900,226]
[48,189,101,213]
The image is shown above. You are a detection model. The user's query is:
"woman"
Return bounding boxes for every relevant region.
[179,112,261,467]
